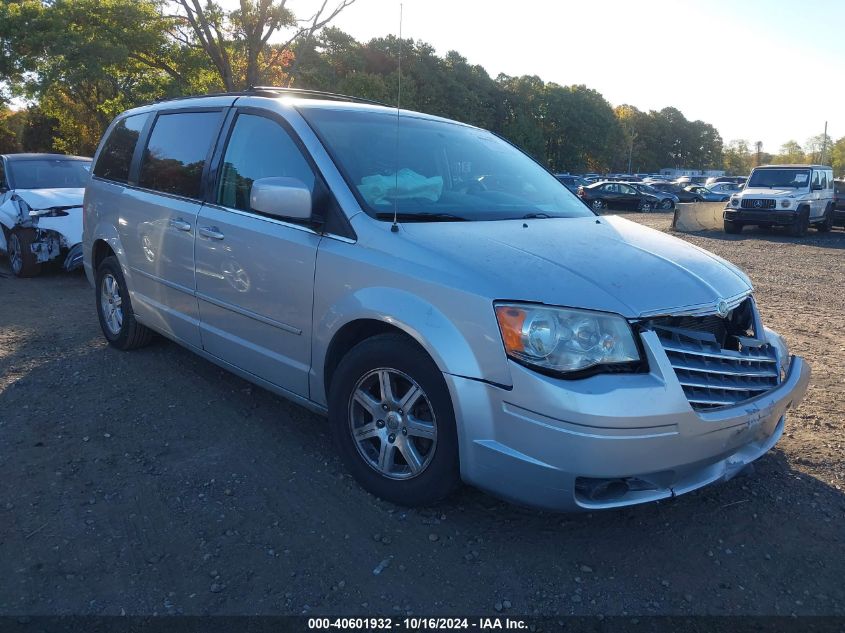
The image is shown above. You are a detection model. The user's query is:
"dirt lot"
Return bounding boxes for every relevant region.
[1,213,843,617]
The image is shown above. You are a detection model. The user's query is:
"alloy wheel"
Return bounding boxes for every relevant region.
[100,273,124,335]
[348,368,437,480]
[8,233,22,275]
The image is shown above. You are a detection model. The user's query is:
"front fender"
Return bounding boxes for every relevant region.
[310,284,511,407]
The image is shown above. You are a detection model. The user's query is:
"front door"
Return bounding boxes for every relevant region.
[195,111,321,397]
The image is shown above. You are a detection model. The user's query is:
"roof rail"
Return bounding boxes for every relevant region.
[153,86,388,107]
[245,86,388,107]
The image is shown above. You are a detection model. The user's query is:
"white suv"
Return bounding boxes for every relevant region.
[724,164,835,236]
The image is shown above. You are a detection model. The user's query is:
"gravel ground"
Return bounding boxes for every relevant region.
[0,212,843,617]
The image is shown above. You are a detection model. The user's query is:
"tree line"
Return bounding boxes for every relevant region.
[1,0,842,177]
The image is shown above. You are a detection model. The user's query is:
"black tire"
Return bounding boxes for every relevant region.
[817,205,833,233]
[692,197,703,203]
[8,228,42,278]
[328,333,460,506]
[591,199,605,211]
[724,220,743,234]
[95,255,154,350]
[660,199,674,210]
[639,200,653,213]
[788,208,810,237]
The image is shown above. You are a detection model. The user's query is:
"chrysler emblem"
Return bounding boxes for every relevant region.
[716,299,729,317]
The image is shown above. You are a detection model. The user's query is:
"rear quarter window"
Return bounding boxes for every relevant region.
[139,110,222,199]
[93,113,150,183]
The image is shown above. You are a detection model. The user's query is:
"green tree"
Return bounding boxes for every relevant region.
[171,0,356,90]
[830,136,845,177]
[723,139,752,176]
[773,140,804,164]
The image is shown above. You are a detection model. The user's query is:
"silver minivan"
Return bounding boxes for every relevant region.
[83,88,810,511]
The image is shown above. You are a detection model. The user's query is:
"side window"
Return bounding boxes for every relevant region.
[139,111,222,199]
[217,113,316,212]
[0,160,6,190]
[603,183,616,193]
[93,113,149,183]
[827,170,834,190]
[620,184,635,195]
[811,170,822,189]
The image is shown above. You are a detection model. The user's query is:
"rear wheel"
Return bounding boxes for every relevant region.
[816,205,833,232]
[591,199,605,211]
[723,220,743,234]
[95,256,154,350]
[7,228,42,278]
[692,196,703,203]
[660,199,674,210]
[788,208,810,237]
[329,333,460,506]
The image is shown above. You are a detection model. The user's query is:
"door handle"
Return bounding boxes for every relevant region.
[199,226,225,240]
[169,218,192,232]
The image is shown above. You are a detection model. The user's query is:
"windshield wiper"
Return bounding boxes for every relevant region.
[519,213,553,219]
[375,212,468,222]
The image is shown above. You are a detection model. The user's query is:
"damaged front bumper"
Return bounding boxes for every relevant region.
[1,194,84,271]
[446,346,811,512]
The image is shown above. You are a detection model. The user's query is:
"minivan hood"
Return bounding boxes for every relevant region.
[398,215,752,319]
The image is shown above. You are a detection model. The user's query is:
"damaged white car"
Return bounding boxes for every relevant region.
[0,153,92,277]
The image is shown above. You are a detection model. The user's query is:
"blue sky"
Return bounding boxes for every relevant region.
[315,0,843,152]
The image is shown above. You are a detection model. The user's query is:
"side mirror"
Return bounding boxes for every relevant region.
[250,177,312,220]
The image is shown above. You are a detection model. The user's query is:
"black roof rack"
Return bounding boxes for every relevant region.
[153,86,388,107]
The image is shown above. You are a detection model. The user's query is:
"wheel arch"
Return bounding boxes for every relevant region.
[312,287,509,407]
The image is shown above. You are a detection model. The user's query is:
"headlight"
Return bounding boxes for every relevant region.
[780,199,791,208]
[494,303,641,375]
[731,197,740,206]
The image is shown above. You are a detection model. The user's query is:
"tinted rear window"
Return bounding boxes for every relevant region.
[139,111,222,199]
[93,113,150,183]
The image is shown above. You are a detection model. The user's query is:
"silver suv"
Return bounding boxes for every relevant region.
[83,88,810,511]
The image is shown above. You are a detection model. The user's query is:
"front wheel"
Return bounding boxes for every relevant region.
[639,200,653,213]
[692,197,703,203]
[788,209,810,237]
[329,333,460,506]
[660,199,674,210]
[724,220,743,234]
[95,256,154,350]
[7,228,42,278]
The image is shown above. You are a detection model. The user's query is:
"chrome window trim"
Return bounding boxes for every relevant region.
[200,201,355,243]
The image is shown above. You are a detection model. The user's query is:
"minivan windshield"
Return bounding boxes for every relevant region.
[10,158,91,190]
[299,107,593,221]
[747,168,810,189]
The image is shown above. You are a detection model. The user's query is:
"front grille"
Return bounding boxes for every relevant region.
[645,300,780,411]
[656,329,779,410]
[740,198,776,209]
